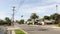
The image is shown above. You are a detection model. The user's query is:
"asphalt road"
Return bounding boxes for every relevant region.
[17,25,60,34]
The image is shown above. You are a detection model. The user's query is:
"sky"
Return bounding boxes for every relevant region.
[0,0,60,21]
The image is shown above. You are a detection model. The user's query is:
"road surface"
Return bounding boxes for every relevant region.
[15,24,60,34]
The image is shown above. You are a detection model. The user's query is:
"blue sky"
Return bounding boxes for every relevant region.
[0,0,60,20]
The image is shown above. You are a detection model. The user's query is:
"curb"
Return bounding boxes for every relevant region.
[19,29,28,34]
[14,26,28,34]
[12,30,15,34]
[12,27,28,34]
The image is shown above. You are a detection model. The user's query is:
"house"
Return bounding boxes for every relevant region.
[44,20,55,24]
[38,19,55,25]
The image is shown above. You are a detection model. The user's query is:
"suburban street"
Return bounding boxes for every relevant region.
[16,24,60,34]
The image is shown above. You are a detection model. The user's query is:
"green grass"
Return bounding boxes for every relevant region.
[14,29,25,34]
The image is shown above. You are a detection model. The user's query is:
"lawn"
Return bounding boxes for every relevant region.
[14,29,25,34]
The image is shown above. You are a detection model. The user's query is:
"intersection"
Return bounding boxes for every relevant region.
[17,24,60,34]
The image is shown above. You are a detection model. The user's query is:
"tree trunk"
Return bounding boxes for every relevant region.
[34,19,35,25]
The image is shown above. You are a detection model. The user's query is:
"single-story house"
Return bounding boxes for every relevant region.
[39,20,55,25]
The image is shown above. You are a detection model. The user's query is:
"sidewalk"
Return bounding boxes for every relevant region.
[6,26,18,34]
[6,26,28,34]
[12,30,15,34]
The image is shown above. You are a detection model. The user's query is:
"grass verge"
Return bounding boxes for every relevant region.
[14,29,26,34]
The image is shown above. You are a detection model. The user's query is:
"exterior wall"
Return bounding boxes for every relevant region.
[44,20,55,24]
[38,20,55,25]
[26,21,34,25]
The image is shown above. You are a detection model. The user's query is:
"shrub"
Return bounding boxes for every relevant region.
[57,23,60,27]
[27,23,33,25]
[18,19,24,24]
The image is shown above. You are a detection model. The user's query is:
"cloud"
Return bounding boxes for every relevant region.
[0,12,12,20]
[15,4,58,20]
[21,0,60,6]
[0,0,60,20]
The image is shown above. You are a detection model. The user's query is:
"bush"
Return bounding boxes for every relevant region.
[18,19,24,24]
[27,23,33,25]
[57,23,60,27]
[0,20,7,25]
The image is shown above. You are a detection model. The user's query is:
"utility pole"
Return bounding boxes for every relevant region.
[55,5,58,24]
[12,6,15,26]
[56,5,58,13]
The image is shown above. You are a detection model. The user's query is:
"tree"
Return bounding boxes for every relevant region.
[30,13,39,24]
[50,13,59,20]
[16,20,19,23]
[0,19,5,25]
[30,13,39,19]
[5,17,11,25]
[27,19,32,21]
[50,13,59,24]
[56,15,60,24]
[44,16,50,20]
[39,18,44,21]
[18,19,24,24]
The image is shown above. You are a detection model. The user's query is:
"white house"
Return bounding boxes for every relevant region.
[38,19,55,25]
[44,20,55,24]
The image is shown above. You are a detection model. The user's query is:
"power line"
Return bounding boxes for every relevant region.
[13,0,25,16]
[17,0,25,11]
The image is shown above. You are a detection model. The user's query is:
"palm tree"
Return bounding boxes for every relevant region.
[30,13,39,24]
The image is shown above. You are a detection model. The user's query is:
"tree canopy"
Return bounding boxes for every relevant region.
[5,17,11,23]
[18,19,24,24]
[30,13,39,19]
[50,13,59,20]
[27,19,32,21]
[44,16,50,20]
